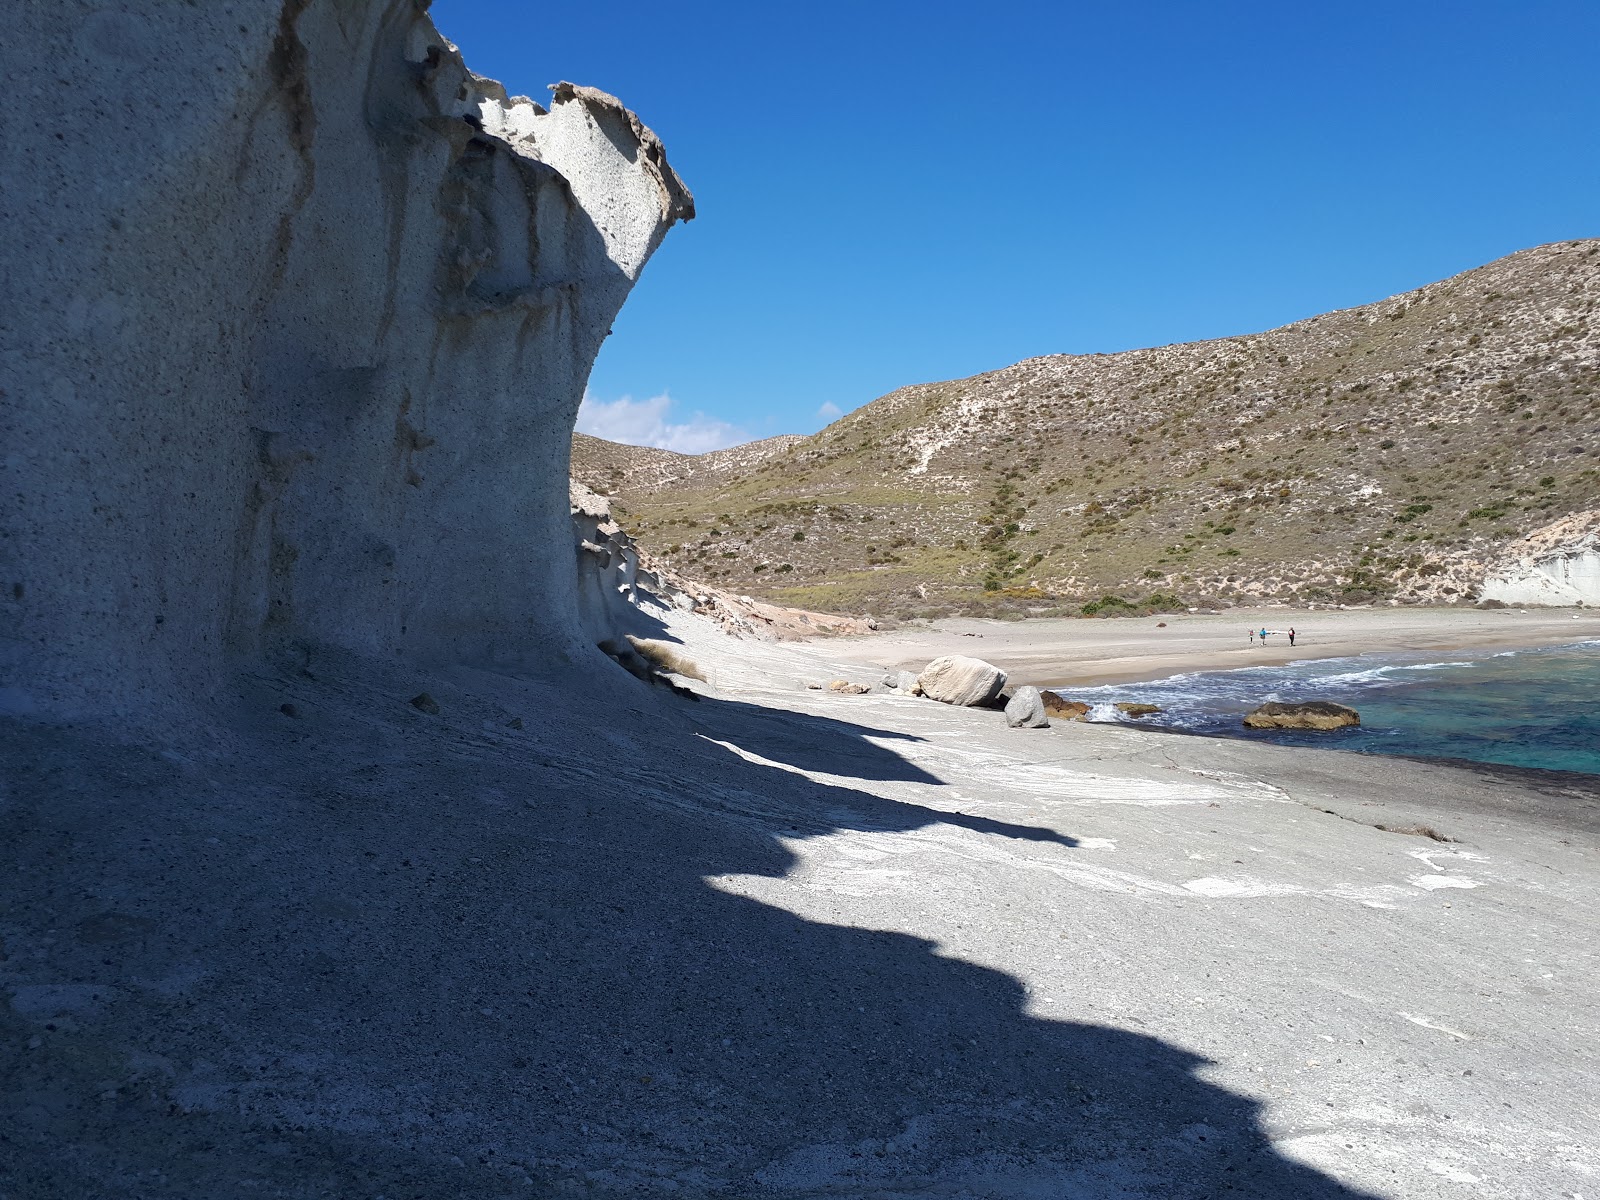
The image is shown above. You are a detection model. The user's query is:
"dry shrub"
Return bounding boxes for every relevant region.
[625,635,707,681]
[1374,822,1456,842]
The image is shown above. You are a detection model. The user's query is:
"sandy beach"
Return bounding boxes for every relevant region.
[825,605,1600,689]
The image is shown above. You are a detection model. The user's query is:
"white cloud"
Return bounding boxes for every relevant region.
[816,401,843,422]
[575,391,747,455]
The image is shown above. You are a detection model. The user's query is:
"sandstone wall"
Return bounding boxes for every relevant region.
[1480,510,1600,607]
[0,2,691,724]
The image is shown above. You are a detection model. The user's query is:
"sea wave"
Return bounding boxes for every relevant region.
[1045,639,1600,775]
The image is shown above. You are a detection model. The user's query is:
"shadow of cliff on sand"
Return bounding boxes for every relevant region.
[0,667,1380,1198]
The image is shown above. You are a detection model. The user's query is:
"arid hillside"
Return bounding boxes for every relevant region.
[573,240,1600,618]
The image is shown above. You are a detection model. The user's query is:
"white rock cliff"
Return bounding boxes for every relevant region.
[0,2,691,725]
[1480,509,1600,606]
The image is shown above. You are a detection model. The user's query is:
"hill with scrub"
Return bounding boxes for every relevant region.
[573,240,1600,618]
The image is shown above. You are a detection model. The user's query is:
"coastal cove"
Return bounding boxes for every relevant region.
[833,606,1600,777]
[1055,640,1600,777]
[8,4,1598,1193]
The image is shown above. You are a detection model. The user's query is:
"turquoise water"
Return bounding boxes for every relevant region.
[1055,640,1600,776]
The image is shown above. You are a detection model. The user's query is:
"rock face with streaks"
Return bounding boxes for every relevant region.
[917,655,1007,706]
[1480,510,1600,606]
[0,3,691,727]
[572,480,657,644]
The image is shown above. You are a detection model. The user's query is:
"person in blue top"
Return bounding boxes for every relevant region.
[1259,627,1270,642]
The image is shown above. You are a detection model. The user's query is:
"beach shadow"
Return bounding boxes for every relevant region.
[0,678,1378,1198]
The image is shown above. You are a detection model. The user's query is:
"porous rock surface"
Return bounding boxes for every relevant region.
[1115,702,1163,718]
[1244,701,1361,730]
[1,2,690,727]
[1003,685,1049,728]
[916,654,1007,706]
[1044,693,1092,720]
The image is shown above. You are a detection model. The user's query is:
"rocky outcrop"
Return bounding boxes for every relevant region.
[1,3,690,726]
[917,656,1007,706]
[1480,510,1600,606]
[1115,702,1163,718]
[572,481,649,642]
[1243,701,1360,730]
[1004,686,1049,728]
[1043,695,1091,721]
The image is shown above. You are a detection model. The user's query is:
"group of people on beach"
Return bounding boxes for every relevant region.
[1249,626,1296,647]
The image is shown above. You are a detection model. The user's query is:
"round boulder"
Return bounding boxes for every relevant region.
[1243,701,1359,730]
[917,655,1007,707]
[1004,686,1050,729]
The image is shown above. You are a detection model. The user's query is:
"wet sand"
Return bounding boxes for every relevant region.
[825,605,1600,688]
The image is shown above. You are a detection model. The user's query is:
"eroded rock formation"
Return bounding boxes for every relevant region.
[1480,510,1600,606]
[1,3,690,726]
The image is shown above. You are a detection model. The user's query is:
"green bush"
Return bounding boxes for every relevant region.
[1081,595,1135,616]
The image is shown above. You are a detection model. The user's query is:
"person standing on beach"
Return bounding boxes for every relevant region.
[1289,627,1296,647]
[1249,628,1255,645]
[1260,627,1270,643]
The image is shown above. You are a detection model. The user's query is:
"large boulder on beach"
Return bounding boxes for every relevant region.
[917,655,1007,706]
[1243,701,1360,730]
[1043,694,1091,721]
[1004,686,1050,729]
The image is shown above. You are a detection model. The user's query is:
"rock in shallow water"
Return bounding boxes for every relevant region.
[1115,702,1163,718]
[1043,695,1090,721]
[1243,701,1359,730]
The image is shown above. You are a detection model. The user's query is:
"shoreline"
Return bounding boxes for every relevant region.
[820,604,1600,689]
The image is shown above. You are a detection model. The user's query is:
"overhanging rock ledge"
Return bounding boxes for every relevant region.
[0,2,691,728]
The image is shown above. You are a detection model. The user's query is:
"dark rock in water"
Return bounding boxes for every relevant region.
[410,693,441,716]
[1243,701,1359,730]
[1115,702,1163,718]
[279,703,299,719]
[1043,695,1091,721]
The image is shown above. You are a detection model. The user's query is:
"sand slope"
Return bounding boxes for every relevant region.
[5,608,1596,1198]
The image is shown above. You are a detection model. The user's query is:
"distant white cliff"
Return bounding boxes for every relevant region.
[1,3,690,725]
[1480,510,1600,606]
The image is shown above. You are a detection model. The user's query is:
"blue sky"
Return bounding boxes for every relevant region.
[433,0,1600,451]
